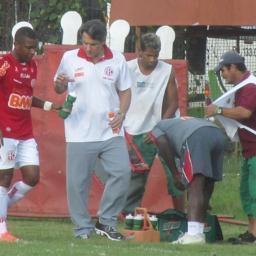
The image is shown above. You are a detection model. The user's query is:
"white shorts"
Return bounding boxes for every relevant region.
[0,138,39,170]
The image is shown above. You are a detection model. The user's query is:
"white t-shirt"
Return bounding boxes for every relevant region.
[124,59,172,135]
[55,48,132,142]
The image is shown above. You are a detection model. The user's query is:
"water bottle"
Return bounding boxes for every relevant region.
[125,214,134,230]
[149,215,158,230]
[59,92,77,119]
[108,111,120,134]
[204,81,212,106]
[133,214,143,230]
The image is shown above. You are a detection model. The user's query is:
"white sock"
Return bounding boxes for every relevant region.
[0,186,8,234]
[8,181,32,207]
[199,222,205,234]
[187,221,202,235]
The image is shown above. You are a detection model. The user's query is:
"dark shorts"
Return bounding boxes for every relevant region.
[179,127,226,185]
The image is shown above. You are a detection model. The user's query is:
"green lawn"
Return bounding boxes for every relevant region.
[1,219,255,256]
[1,152,255,256]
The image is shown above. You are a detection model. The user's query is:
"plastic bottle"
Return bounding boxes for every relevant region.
[204,81,212,106]
[108,111,120,134]
[133,214,144,230]
[149,215,158,230]
[59,92,77,119]
[125,214,134,230]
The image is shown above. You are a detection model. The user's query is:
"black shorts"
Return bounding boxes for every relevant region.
[179,127,226,185]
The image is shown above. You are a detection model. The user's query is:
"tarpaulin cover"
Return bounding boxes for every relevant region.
[111,0,256,26]
[8,45,188,217]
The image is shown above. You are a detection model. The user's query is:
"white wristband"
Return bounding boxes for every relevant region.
[43,101,53,111]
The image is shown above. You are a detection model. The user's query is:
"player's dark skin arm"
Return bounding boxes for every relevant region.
[143,69,178,144]
[162,69,179,119]
[32,97,45,108]
[156,135,185,191]
[32,97,61,110]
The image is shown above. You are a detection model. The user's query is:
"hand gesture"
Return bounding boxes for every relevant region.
[143,132,157,144]
[51,103,62,111]
[205,104,217,117]
[108,111,125,134]
[56,74,74,87]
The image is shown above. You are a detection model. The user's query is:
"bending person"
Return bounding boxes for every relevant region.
[152,116,226,244]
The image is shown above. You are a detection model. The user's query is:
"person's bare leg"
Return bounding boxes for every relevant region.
[8,165,39,207]
[203,178,215,217]
[248,216,256,236]
[187,174,207,223]
[0,169,14,239]
[173,193,186,213]
[172,174,207,244]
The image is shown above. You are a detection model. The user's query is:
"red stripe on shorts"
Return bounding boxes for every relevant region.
[183,148,194,183]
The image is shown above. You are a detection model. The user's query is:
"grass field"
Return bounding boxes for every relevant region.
[1,152,255,256]
[1,219,255,256]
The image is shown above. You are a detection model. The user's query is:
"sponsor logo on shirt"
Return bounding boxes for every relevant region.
[137,81,146,88]
[74,71,84,78]
[74,67,85,78]
[0,61,10,76]
[137,81,154,88]
[8,93,32,110]
[20,73,31,79]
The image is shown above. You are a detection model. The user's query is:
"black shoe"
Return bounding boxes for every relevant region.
[228,231,248,243]
[228,231,256,244]
[95,221,124,241]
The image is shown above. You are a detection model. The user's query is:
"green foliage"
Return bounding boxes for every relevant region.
[211,153,244,219]
[29,0,88,44]
[187,106,205,118]
[0,0,110,49]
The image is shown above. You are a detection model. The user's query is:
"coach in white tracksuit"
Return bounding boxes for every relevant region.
[54,20,132,240]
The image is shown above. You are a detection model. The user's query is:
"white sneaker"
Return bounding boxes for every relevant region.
[171,232,206,245]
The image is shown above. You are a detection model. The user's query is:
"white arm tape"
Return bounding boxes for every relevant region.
[43,101,53,111]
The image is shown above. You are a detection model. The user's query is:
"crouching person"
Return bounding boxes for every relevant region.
[151,116,226,244]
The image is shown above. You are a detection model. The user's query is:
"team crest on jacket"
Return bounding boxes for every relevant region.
[104,66,114,77]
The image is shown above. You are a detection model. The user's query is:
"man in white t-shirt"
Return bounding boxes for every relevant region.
[54,19,132,241]
[123,33,184,214]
